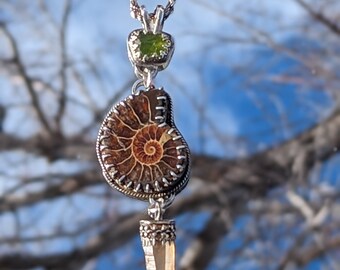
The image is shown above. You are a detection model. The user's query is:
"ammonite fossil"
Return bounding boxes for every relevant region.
[96,87,190,201]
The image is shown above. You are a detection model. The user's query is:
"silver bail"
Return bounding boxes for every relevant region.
[148,195,175,221]
[141,5,165,34]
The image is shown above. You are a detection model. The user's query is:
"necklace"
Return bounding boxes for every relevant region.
[96,1,190,269]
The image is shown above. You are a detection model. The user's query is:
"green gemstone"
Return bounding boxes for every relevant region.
[138,32,169,59]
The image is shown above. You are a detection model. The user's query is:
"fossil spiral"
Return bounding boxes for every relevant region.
[96,88,190,200]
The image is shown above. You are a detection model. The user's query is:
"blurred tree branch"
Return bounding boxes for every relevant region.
[295,0,340,36]
[55,0,72,134]
[0,0,339,269]
[0,108,338,268]
[0,23,53,135]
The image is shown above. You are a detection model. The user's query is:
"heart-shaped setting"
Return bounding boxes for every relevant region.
[128,29,174,70]
[96,88,190,201]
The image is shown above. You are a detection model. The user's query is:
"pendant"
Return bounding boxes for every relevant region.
[96,87,190,201]
[96,3,189,269]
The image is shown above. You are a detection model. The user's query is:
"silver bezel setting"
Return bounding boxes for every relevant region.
[96,88,191,201]
[127,29,175,71]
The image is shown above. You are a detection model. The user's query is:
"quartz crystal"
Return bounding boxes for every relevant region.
[140,220,176,270]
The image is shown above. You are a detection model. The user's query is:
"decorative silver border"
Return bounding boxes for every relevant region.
[140,220,176,246]
[96,88,191,201]
[127,29,175,71]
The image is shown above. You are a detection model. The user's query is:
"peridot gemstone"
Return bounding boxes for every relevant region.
[139,32,168,58]
[128,29,174,68]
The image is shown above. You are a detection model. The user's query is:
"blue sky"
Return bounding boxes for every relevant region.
[0,0,339,269]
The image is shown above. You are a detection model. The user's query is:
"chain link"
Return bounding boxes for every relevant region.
[148,194,175,221]
[130,0,176,22]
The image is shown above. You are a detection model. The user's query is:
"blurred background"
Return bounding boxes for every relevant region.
[0,0,339,269]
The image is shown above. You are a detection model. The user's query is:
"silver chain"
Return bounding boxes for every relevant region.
[130,0,176,22]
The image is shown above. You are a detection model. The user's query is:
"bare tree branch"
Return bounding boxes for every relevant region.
[55,0,72,133]
[0,23,53,134]
[296,0,340,36]
[0,170,99,213]
[1,1,339,269]
[180,211,230,270]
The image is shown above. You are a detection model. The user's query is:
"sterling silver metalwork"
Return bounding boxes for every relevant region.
[130,0,176,22]
[97,1,186,268]
[148,195,175,220]
[128,29,175,71]
[140,220,176,269]
[96,88,191,201]
[140,220,176,246]
[128,5,175,85]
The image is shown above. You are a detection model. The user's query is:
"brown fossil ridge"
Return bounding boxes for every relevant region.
[96,88,190,200]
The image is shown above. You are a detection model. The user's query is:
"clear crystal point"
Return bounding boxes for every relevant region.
[140,220,176,270]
